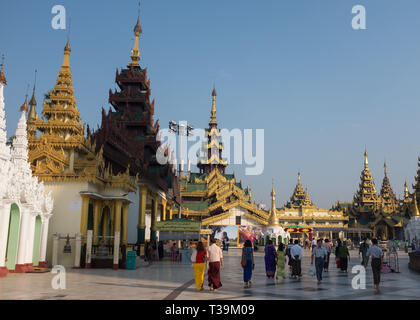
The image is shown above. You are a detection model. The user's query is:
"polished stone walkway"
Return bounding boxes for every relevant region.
[0,249,419,300]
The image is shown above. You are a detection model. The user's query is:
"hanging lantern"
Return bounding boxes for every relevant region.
[63,234,72,254]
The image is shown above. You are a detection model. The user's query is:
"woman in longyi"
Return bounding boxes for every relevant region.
[192,241,207,291]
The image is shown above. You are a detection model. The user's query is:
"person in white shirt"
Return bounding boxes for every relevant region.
[290,240,303,279]
[311,239,328,284]
[206,237,224,292]
[365,238,384,293]
[311,239,317,251]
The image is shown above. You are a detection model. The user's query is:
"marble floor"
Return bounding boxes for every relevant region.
[0,249,419,300]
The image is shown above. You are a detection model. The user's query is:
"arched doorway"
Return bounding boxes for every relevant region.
[32,216,42,267]
[6,204,20,271]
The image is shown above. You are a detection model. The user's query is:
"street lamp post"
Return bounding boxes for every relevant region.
[169,121,194,219]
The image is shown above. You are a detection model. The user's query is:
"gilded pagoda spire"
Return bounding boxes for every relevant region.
[404,181,410,199]
[286,172,313,208]
[364,149,369,169]
[62,41,71,70]
[130,16,142,66]
[269,180,279,225]
[28,70,37,121]
[197,87,227,174]
[412,193,420,217]
[380,161,398,213]
[210,86,217,127]
[353,149,379,211]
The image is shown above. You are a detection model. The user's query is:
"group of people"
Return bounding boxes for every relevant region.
[189,236,387,293]
[145,240,164,264]
[191,237,224,292]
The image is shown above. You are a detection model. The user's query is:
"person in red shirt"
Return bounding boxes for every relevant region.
[192,241,207,291]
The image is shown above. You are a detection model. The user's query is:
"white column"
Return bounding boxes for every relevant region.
[74,233,81,268]
[16,209,30,266]
[85,230,92,268]
[25,214,36,265]
[39,217,50,265]
[113,231,120,270]
[52,233,59,267]
[0,205,11,268]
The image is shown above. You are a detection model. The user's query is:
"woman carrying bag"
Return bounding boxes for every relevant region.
[242,240,254,288]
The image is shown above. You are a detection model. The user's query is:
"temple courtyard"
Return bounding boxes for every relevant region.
[1,249,419,300]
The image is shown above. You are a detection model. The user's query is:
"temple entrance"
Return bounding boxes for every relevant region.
[32,216,42,267]
[376,224,388,241]
[6,204,20,271]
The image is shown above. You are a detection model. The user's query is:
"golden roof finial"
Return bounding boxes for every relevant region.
[271,179,275,197]
[209,85,217,126]
[364,149,368,169]
[404,181,410,199]
[130,4,142,66]
[62,39,71,70]
[0,54,6,85]
[384,160,387,177]
[413,193,420,217]
[298,171,301,185]
[28,69,38,120]
[20,85,29,112]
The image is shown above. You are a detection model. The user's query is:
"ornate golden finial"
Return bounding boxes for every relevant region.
[413,193,420,217]
[404,181,409,199]
[28,69,38,120]
[364,149,368,169]
[209,85,217,126]
[20,86,29,112]
[62,40,71,69]
[298,171,301,185]
[0,54,6,84]
[271,179,275,197]
[384,161,387,177]
[130,4,142,66]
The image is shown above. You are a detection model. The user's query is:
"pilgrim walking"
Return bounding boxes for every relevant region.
[241,240,254,288]
[206,237,224,292]
[192,241,207,291]
[276,243,286,281]
[311,239,328,285]
[264,240,277,278]
[365,238,384,293]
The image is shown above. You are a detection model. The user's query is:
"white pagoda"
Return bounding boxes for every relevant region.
[0,60,53,278]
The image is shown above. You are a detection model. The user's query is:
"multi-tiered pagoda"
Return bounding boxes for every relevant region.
[91,17,180,245]
[344,151,410,240]
[181,89,268,226]
[197,88,228,175]
[27,40,137,268]
[278,173,348,241]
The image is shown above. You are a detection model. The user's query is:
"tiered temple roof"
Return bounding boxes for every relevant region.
[379,162,398,214]
[91,17,179,199]
[27,41,136,191]
[181,169,268,225]
[346,151,410,240]
[284,173,314,209]
[197,88,228,175]
[181,89,267,225]
[352,151,380,213]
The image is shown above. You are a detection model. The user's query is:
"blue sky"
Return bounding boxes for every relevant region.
[1,0,420,208]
